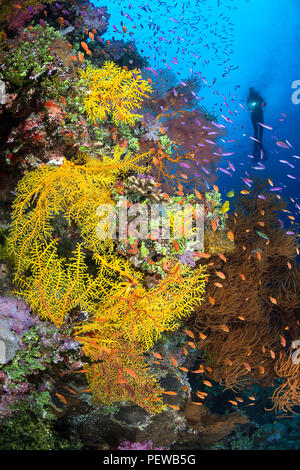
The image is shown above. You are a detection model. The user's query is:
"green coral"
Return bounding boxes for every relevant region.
[0,393,81,450]
[159,134,173,154]
[0,25,61,91]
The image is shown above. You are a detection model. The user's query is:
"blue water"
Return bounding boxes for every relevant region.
[96,0,300,226]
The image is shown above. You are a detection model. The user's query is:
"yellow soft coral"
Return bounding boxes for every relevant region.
[80,61,152,125]
[8,149,207,414]
[8,150,149,274]
[78,259,207,351]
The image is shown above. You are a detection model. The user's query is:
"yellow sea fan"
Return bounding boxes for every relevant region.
[82,341,166,414]
[7,152,151,273]
[80,61,152,125]
[83,261,207,351]
[204,230,235,255]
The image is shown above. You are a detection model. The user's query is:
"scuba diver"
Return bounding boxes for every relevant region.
[247,87,268,161]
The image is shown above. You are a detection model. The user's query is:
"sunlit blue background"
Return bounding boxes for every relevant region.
[95,0,300,223]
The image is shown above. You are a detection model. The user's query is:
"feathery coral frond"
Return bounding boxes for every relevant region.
[80,61,152,125]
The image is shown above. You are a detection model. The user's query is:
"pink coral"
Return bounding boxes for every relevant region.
[0,297,34,336]
[6,4,44,33]
[117,440,165,450]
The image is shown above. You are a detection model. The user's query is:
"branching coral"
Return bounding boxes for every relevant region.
[8,149,149,275]
[7,146,207,412]
[80,61,152,125]
[84,260,207,351]
[191,181,300,411]
[270,351,300,414]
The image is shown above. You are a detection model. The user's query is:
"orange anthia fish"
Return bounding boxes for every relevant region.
[270,350,276,359]
[191,402,203,406]
[218,253,227,262]
[184,329,195,339]
[168,405,180,410]
[152,352,163,360]
[81,41,89,53]
[199,332,207,340]
[239,273,246,281]
[214,282,223,288]
[216,271,226,280]
[194,189,203,200]
[227,231,234,242]
[163,391,178,396]
[228,400,238,405]
[244,362,251,372]
[173,240,179,252]
[219,324,229,333]
[63,387,77,395]
[188,341,197,349]
[179,366,189,372]
[197,252,211,258]
[56,393,67,404]
[192,368,204,374]
[208,296,215,305]
[269,297,278,304]
[287,262,292,270]
[259,366,265,374]
[78,52,84,63]
[169,356,178,367]
[89,32,95,41]
[211,220,217,232]
[203,380,212,387]
[235,397,244,403]
[225,358,233,366]
[125,368,138,379]
[280,336,286,347]
[238,316,245,321]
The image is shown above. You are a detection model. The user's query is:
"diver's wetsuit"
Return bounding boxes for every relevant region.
[247,88,268,161]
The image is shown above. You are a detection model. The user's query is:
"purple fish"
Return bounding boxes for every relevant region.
[279,160,295,168]
[258,123,273,130]
[278,219,284,228]
[201,166,210,174]
[276,141,289,149]
[227,160,235,172]
[218,168,232,175]
[179,163,191,168]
